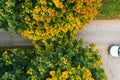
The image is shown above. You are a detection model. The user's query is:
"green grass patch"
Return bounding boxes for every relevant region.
[96,0,120,19]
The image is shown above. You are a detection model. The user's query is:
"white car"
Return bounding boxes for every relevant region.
[109,45,120,57]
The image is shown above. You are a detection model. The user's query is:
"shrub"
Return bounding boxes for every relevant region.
[0,35,107,80]
[0,0,102,42]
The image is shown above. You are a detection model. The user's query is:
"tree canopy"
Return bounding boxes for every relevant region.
[0,0,107,80]
[0,0,102,42]
[0,34,107,80]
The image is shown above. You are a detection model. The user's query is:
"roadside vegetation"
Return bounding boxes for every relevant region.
[0,0,107,79]
[0,36,107,80]
[96,0,120,19]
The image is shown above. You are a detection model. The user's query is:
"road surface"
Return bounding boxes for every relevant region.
[0,29,33,47]
[76,20,120,80]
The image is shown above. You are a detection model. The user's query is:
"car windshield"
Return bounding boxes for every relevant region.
[118,47,120,56]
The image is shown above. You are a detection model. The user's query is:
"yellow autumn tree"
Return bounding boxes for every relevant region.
[17,0,102,43]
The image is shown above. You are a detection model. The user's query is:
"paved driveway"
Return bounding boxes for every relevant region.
[96,44,120,80]
[77,20,120,80]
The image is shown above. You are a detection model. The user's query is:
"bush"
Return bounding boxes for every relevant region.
[0,35,107,80]
[0,0,101,42]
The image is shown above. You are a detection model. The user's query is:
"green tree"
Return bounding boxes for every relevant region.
[0,34,107,80]
[0,0,27,32]
[0,0,107,80]
[0,0,102,42]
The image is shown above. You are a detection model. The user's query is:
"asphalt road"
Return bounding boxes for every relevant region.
[0,29,32,47]
[0,20,120,80]
[77,20,120,44]
[76,20,120,80]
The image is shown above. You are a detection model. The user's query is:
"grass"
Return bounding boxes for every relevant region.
[96,0,120,19]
